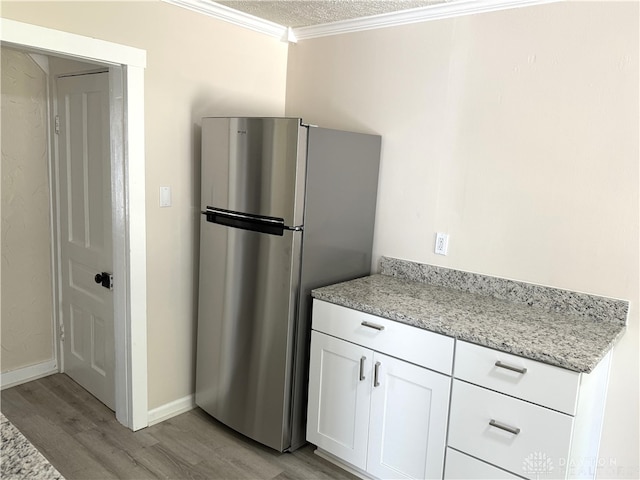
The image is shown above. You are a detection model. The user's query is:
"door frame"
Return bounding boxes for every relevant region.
[0,18,149,431]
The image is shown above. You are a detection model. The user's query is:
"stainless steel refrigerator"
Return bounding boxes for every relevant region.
[195,117,380,452]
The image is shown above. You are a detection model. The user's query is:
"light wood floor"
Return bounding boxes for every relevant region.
[1,374,357,480]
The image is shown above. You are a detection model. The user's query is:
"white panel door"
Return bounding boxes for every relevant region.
[57,72,115,410]
[306,331,372,470]
[367,352,451,480]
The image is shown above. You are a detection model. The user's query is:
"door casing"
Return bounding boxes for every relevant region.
[0,18,148,431]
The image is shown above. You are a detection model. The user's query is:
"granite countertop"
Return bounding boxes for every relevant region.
[312,259,628,373]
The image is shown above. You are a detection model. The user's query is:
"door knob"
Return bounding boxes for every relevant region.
[95,272,113,290]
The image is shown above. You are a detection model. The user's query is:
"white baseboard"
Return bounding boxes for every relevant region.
[147,394,195,426]
[1,360,58,390]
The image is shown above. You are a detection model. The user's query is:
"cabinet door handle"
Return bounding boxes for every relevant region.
[359,356,366,381]
[495,360,527,375]
[374,361,381,387]
[361,321,385,331]
[489,419,521,435]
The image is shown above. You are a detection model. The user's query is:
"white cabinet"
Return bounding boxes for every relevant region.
[306,331,372,469]
[445,341,612,480]
[367,352,451,480]
[308,302,612,480]
[307,300,453,479]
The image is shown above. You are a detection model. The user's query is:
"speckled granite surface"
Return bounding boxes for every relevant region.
[312,261,628,373]
[380,257,629,325]
[1,413,64,480]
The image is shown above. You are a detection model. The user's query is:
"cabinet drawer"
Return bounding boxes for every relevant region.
[454,341,580,415]
[444,448,521,479]
[312,300,454,375]
[448,380,573,480]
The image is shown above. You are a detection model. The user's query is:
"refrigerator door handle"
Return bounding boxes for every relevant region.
[203,207,285,236]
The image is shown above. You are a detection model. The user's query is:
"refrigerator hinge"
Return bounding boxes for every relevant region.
[299,119,317,128]
[55,115,60,135]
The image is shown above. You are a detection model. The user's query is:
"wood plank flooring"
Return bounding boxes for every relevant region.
[1,374,357,480]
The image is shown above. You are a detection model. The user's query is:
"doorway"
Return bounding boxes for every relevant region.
[0,18,148,430]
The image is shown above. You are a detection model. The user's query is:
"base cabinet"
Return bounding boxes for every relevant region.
[446,341,612,480]
[307,301,453,480]
[308,301,612,480]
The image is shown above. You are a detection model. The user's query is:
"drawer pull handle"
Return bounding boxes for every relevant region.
[374,361,381,387]
[489,419,521,435]
[361,321,385,331]
[495,361,527,375]
[359,356,366,381]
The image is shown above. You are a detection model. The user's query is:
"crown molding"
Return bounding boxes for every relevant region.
[292,0,563,40]
[163,0,563,43]
[161,0,288,40]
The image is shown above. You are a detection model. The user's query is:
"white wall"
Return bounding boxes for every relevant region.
[1,47,55,373]
[286,2,638,476]
[0,0,289,410]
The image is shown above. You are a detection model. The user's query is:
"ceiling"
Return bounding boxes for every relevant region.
[215,1,449,29]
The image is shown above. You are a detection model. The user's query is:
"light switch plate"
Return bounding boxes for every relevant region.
[159,186,171,207]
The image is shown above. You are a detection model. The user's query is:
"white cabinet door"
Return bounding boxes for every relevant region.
[367,352,451,480]
[306,331,372,469]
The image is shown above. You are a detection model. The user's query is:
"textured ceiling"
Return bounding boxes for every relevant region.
[215,0,450,28]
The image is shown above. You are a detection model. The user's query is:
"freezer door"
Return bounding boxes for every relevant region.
[195,215,301,452]
[201,117,307,228]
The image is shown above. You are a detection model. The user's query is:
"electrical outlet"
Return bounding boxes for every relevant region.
[435,232,449,255]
